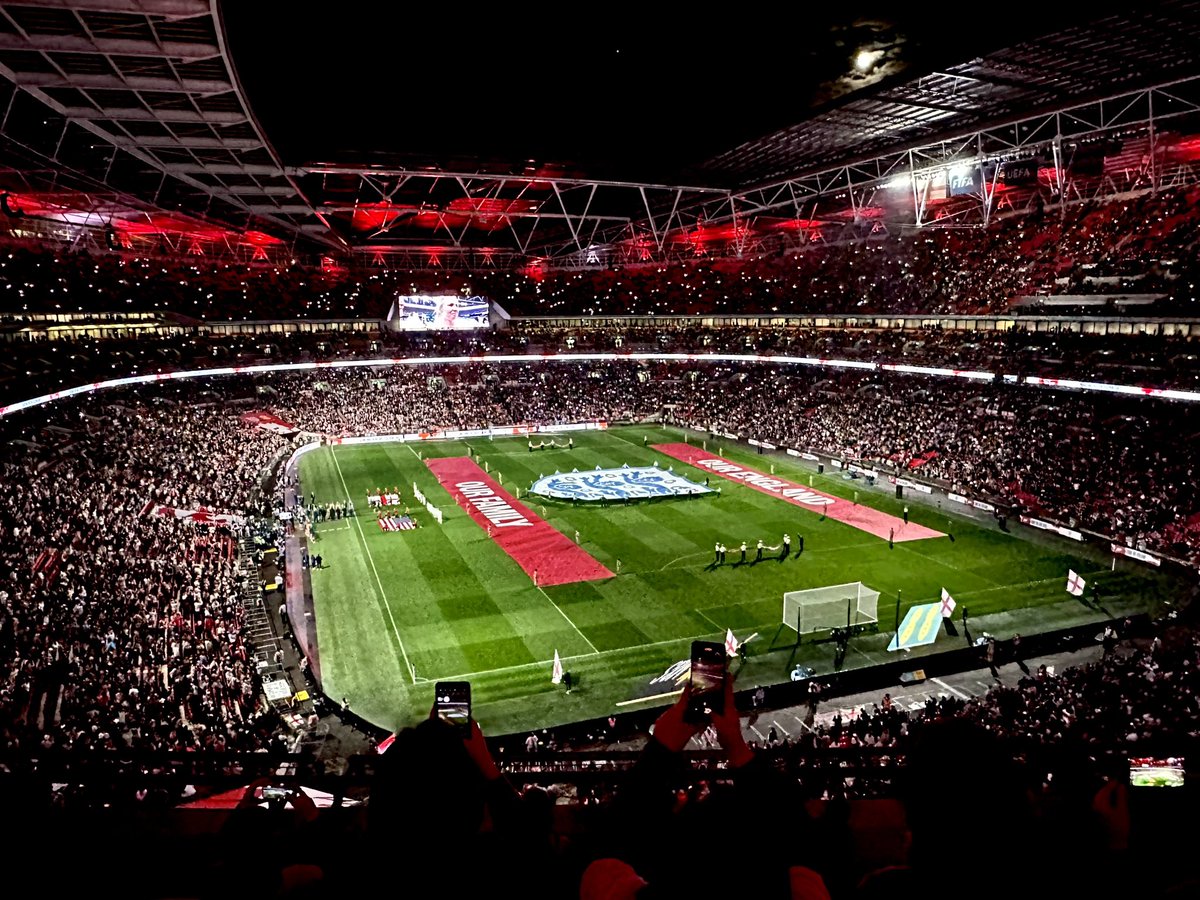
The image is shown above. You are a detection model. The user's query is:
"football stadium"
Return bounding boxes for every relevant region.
[1,1,1199,896]
[297,426,1171,735]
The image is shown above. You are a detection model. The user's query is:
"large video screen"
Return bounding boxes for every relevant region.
[391,294,489,331]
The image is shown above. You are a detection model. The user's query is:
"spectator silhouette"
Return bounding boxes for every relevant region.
[201,776,323,899]
[858,718,1038,900]
[366,709,555,895]
[588,678,827,899]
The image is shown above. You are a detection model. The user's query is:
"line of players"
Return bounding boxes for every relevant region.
[709,532,804,567]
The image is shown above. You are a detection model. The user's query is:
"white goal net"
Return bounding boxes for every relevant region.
[783,582,880,635]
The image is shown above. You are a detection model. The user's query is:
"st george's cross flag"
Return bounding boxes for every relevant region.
[725,628,739,658]
[1066,569,1087,596]
[551,649,564,684]
[940,588,957,618]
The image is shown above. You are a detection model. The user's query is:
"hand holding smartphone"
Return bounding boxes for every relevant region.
[685,640,727,725]
[435,681,472,735]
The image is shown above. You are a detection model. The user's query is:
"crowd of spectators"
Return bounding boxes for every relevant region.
[775,623,1200,783]
[2,135,1200,900]
[5,321,1200,412]
[0,361,1195,895]
[0,355,1195,772]
[1,355,1197,774]
[0,392,296,758]
[1,183,1198,327]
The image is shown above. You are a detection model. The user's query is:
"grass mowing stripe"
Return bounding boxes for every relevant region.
[330,446,416,684]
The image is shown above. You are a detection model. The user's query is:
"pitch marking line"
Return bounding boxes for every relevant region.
[422,626,736,684]
[656,551,711,571]
[536,585,600,655]
[330,446,417,684]
[931,677,970,700]
[694,609,724,631]
[893,540,997,585]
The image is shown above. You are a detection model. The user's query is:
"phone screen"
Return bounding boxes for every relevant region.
[435,681,472,734]
[686,641,726,723]
[260,786,289,802]
[1129,756,1185,788]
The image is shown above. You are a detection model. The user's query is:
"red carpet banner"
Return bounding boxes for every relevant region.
[425,457,613,586]
[653,444,944,542]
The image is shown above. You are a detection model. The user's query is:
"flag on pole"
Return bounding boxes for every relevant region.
[1066,569,1086,596]
[551,649,564,684]
[725,628,739,658]
[939,588,956,618]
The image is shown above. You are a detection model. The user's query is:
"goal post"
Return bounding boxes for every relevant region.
[783,582,880,636]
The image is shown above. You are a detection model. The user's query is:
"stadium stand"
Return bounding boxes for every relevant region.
[1,1,1200,896]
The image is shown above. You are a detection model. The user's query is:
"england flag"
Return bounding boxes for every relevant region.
[940,588,956,618]
[725,628,739,658]
[1066,569,1086,596]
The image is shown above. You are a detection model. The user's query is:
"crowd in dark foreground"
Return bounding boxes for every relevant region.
[1,182,1199,325]
[150,620,1197,900]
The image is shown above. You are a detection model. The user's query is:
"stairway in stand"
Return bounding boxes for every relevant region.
[238,537,291,702]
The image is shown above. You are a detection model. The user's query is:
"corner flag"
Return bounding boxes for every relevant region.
[551,649,564,684]
[939,588,956,618]
[1066,569,1086,597]
[725,628,739,658]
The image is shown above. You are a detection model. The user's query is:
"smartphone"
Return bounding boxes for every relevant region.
[435,681,472,734]
[1128,756,1185,788]
[686,640,727,724]
[260,786,290,802]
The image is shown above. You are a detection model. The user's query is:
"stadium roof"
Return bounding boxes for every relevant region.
[0,1,1195,264]
[702,0,1200,186]
[0,0,339,251]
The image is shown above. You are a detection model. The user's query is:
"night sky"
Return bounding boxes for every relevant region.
[223,3,1129,184]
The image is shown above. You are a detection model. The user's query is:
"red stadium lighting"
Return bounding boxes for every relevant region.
[344,201,415,232]
[1164,136,1200,161]
[242,230,284,246]
[444,197,539,232]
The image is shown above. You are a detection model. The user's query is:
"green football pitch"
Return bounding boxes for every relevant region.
[298,425,1177,736]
